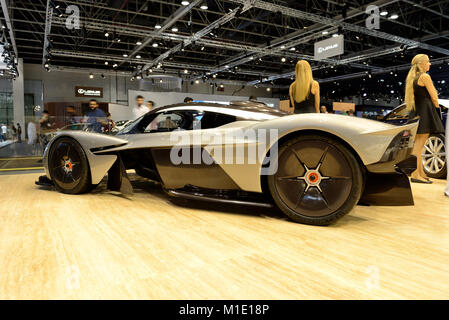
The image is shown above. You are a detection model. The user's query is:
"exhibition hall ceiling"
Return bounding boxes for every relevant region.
[1,0,449,98]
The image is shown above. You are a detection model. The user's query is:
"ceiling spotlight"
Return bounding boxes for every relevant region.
[184,69,189,74]
[219,84,224,88]
[148,68,153,73]
[123,54,128,57]
[44,62,49,68]
[136,41,142,45]
[136,75,142,80]
[281,57,286,62]
[155,24,162,29]
[171,27,178,32]
[130,77,135,81]
[104,31,109,37]
[280,45,286,49]
[332,33,339,37]
[116,37,121,42]
[160,79,163,83]
[195,80,200,84]
[322,31,329,35]
[152,43,159,47]
[105,61,109,65]
[266,87,271,92]
[389,14,399,20]
[181,1,190,6]
[113,63,118,68]
[136,55,141,59]
[380,11,388,16]
[89,73,94,79]
[200,3,208,10]
[289,47,296,51]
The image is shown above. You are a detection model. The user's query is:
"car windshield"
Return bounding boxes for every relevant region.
[116,116,144,134]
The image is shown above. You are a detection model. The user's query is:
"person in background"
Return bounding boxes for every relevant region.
[39,110,55,149]
[348,110,355,116]
[0,123,6,141]
[87,99,107,133]
[11,124,17,141]
[184,97,193,103]
[146,100,155,111]
[320,105,328,114]
[16,123,22,143]
[405,54,444,184]
[249,95,258,102]
[132,95,149,120]
[27,120,37,145]
[103,112,116,134]
[66,106,77,129]
[289,60,320,114]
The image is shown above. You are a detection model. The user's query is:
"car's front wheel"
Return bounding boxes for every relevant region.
[48,137,92,194]
[268,134,363,226]
[422,134,447,179]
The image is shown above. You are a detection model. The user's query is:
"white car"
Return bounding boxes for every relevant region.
[37,101,419,225]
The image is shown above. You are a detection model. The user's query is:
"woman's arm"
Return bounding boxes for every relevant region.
[289,84,295,113]
[312,81,320,113]
[420,73,440,108]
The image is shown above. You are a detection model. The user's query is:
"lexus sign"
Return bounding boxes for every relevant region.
[314,35,344,60]
[75,86,103,98]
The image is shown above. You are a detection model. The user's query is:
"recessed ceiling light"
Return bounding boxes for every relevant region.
[195,80,200,84]
[171,27,178,32]
[104,31,109,37]
[212,74,217,78]
[200,3,208,10]
[280,45,286,49]
[123,54,128,57]
[152,43,158,47]
[105,61,108,65]
[136,41,142,45]
[389,14,399,20]
[184,69,188,74]
[266,87,271,92]
[181,1,190,6]
[380,11,388,16]
[155,24,162,29]
[322,30,329,35]
[289,47,296,51]
[281,57,286,62]
[136,55,141,59]
[89,73,94,79]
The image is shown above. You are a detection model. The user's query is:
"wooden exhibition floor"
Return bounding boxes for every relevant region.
[0,172,448,299]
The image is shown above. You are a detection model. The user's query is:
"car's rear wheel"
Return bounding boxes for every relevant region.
[422,134,447,179]
[268,134,363,226]
[48,137,92,194]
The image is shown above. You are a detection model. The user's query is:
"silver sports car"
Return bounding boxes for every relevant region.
[36,101,419,225]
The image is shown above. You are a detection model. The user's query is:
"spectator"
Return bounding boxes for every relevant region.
[320,106,328,113]
[348,110,355,116]
[184,97,193,103]
[289,60,320,113]
[0,123,6,141]
[103,112,116,134]
[132,95,149,120]
[39,110,54,149]
[146,100,155,111]
[11,124,17,141]
[249,96,258,102]
[16,123,22,143]
[405,54,444,184]
[27,120,37,145]
[87,99,107,133]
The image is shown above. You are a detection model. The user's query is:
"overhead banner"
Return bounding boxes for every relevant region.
[75,86,103,98]
[314,35,344,60]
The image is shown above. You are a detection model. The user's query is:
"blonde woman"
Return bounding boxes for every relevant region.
[405,54,444,184]
[289,60,320,114]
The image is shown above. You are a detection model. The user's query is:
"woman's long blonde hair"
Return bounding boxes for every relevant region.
[290,60,314,103]
[405,54,429,111]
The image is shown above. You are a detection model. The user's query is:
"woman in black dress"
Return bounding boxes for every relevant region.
[405,54,444,183]
[289,60,320,114]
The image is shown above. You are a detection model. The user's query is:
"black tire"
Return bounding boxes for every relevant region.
[422,134,447,179]
[48,137,92,194]
[268,134,363,226]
